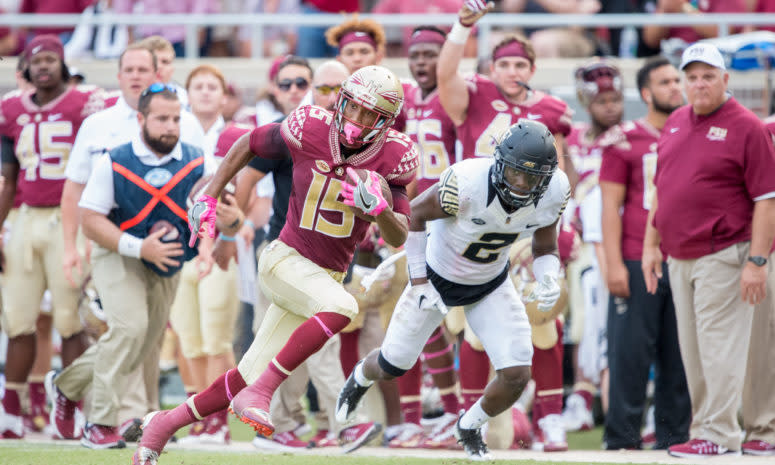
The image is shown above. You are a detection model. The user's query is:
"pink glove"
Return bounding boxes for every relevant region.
[188,194,217,247]
[340,167,389,217]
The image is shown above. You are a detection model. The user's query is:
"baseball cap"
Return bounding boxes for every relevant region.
[23,34,65,61]
[680,42,726,71]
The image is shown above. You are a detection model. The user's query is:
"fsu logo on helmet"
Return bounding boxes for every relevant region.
[334,66,404,148]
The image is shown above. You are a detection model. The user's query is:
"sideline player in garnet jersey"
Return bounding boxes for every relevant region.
[389,25,463,449]
[132,65,418,464]
[599,56,690,451]
[438,1,572,163]
[561,61,624,434]
[335,120,569,460]
[0,35,104,439]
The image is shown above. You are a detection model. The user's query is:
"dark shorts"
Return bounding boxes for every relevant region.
[427,264,509,307]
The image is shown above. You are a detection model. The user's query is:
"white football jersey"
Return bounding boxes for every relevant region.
[426,157,570,286]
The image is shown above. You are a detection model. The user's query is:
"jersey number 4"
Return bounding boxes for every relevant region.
[462,232,520,264]
[15,121,73,181]
[300,169,355,238]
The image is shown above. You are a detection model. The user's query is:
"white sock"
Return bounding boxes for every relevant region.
[459,398,491,430]
[353,362,374,387]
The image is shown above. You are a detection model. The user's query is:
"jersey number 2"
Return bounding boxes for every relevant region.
[462,232,520,263]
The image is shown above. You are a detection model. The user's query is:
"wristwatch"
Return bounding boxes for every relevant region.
[748,256,768,267]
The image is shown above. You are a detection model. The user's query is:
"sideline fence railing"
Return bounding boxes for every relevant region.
[2,13,775,59]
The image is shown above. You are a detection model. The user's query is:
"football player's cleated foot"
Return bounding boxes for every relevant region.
[80,423,125,449]
[177,418,208,445]
[560,393,594,432]
[536,414,568,452]
[387,423,425,448]
[132,411,178,465]
[0,409,24,439]
[454,414,492,461]
[335,362,373,424]
[45,370,81,440]
[228,400,274,437]
[198,412,230,445]
[341,421,381,453]
[253,430,308,451]
[119,418,143,443]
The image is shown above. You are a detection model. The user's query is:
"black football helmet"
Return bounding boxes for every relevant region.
[491,119,558,209]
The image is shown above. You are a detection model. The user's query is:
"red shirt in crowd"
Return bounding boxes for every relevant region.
[666,0,746,44]
[249,105,417,272]
[20,0,95,36]
[654,98,775,259]
[599,119,662,260]
[305,0,358,13]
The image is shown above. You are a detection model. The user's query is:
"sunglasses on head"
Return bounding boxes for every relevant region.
[141,82,178,97]
[277,77,309,92]
[315,84,342,96]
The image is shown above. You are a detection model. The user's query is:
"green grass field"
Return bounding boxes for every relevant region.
[0,446,669,465]
[0,424,673,465]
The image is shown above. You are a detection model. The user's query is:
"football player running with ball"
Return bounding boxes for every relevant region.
[336,119,570,460]
[132,65,418,464]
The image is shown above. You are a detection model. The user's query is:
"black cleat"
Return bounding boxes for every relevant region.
[454,412,493,461]
[335,361,373,424]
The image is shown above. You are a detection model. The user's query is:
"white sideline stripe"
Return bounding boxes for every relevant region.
[6,434,775,464]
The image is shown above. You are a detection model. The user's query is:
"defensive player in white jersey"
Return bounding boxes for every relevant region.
[336,119,570,460]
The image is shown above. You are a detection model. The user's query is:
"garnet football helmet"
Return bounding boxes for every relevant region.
[334,65,403,148]
[491,119,557,209]
[574,61,622,106]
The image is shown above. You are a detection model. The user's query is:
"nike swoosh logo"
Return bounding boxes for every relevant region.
[419,295,427,307]
[525,223,541,228]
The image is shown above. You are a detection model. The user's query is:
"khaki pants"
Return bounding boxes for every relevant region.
[55,250,179,426]
[743,252,775,445]
[667,242,754,451]
[237,240,355,384]
[1,206,84,338]
[170,260,240,358]
[271,335,343,434]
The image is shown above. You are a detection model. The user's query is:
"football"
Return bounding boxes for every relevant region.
[346,168,393,221]
[149,219,180,242]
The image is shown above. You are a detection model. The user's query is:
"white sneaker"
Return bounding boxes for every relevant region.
[536,414,568,452]
[561,393,594,432]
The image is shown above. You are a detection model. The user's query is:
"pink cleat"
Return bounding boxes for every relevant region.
[132,411,177,465]
[228,393,274,437]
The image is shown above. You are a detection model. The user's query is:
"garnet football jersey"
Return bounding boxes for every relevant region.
[566,122,608,204]
[457,74,572,159]
[0,85,104,206]
[277,105,418,272]
[598,119,661,260]
[400,82,459,195]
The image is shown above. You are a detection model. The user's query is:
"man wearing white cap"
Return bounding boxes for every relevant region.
[641,42,775,458]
